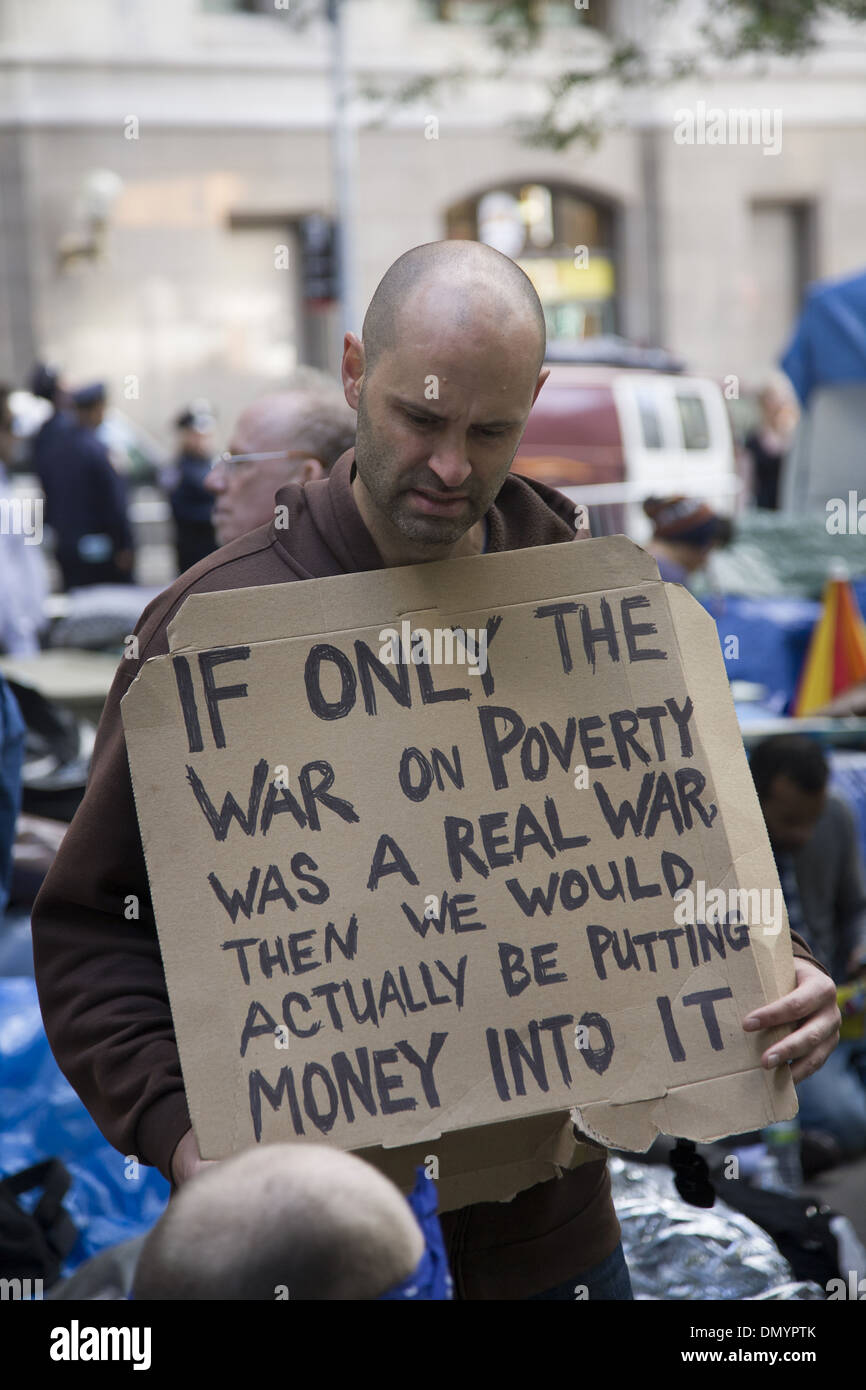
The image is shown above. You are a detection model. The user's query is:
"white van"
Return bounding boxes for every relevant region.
[515,358,743,539]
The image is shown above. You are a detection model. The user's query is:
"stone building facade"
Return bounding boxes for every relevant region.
[0,0,864,442]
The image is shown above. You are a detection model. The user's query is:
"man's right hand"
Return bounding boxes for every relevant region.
[169,1127,216,1187]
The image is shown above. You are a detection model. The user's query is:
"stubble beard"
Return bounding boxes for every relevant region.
[354,392,498,548]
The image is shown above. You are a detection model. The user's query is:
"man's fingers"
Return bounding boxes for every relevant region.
[757,1005,840,1070]
[789,1034,839,1084]
[742,960,836,1033]
[169,1126,217,1187]
[741,958,840,1079]
[743,981,831,1033]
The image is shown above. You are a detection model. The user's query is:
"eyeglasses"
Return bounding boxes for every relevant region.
[210,449,323,476]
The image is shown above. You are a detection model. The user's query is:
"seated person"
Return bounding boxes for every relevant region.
[132,1142,450,1301]
[750,733,866,1158]
[643,496,732,587]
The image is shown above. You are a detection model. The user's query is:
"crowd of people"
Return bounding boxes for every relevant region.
[0,362,358,625]
[0,239,862,1301]
[0,349,797,655]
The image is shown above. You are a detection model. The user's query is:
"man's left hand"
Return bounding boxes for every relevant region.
[742,958,841,1084]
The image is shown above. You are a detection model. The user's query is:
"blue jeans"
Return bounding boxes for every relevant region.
[797,1036,866,1156]
[527,1242,634,1300]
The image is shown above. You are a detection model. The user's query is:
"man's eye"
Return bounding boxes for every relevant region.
[404,412,435,428]
[475,426,507,439]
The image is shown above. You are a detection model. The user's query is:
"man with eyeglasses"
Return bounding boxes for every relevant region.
[204,377,356,548]
[32,240,838,1303]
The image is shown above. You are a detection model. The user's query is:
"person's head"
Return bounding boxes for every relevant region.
[342,240,548,563]
[643,496,731,574]
[72,382,107,429]
[205,374,356,546]
[750,734,829,852]
[175,402,216,460]
[0,384,14,468]
[29,362,63,406]
[132,1143,425,1301]
[757,372,798,433]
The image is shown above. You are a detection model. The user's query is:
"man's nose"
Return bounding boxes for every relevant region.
[203,465,225,495]
[426,440,472,490]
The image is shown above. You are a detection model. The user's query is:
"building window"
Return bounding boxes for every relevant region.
[747,200,815,374]
[446,182,618,342]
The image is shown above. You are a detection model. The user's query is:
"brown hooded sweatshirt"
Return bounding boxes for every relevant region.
[31,453,828,1301]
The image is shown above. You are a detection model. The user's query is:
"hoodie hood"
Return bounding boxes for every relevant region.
[270,450,583,578]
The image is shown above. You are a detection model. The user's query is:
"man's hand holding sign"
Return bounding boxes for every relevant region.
[744,962,839,1082]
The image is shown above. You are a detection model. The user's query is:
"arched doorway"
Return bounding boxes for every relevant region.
[445,181,619,343]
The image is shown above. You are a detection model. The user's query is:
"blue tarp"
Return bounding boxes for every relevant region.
[704,586,866,715]
[0,976,169,1275]
[702,593,820,714]
[781,268,866,406]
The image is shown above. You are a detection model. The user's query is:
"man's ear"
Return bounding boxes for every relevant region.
[342,332,365,411]
[531,367,550,407]
[301,458,325,484]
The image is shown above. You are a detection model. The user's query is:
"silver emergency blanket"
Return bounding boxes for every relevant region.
[610,1157,826,1300]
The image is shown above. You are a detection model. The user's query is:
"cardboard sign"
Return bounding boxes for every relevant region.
[122,538,797,1209]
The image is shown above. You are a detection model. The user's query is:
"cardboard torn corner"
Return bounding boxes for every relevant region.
[573,1064,798,1153]
[354,1110,605,1213]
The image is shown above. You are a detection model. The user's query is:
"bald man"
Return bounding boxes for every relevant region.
[132,1144,426,1300]
[344,243,550,565]
[206,374,356,547]
[32,240,838,1302]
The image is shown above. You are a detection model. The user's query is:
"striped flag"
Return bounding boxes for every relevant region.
[792,570,866,715]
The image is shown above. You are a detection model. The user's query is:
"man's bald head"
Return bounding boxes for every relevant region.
[342,239,550,564]
[205,373,356,547]
[361,240,546,379]
[132,1144,424,1300]
[230,374,355,466]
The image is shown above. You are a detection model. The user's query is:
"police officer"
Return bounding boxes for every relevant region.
[166,402,217,574]
[38,382,135,590]
[27,362,72,481]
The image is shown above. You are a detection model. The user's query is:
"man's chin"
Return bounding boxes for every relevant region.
[394,500,481,546]
[212,512,242,547]
[397,517,473,547]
